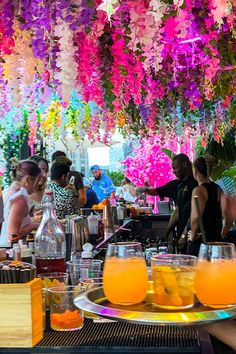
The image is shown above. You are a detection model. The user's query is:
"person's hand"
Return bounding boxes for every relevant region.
[32,214,42,223]
[177,234,187,250]
[135,187,147,194]
[187,230,194,241]
[8,234,20,243]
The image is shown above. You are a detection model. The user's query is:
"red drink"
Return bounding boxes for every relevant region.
[36,258,66,274]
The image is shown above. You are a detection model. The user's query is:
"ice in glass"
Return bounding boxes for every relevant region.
[151,254,197,310]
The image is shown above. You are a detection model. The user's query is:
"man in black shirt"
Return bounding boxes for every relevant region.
[136,154,197,242]
[165,154,198,240]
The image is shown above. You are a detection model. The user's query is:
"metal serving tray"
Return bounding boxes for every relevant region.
[75,286,236,326]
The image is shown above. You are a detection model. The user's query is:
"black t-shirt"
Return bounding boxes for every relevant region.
[84,188,100,208]
[156,179,181,203]
[202,182,222,242]
[176,176,198,237]
[68,171,84,191]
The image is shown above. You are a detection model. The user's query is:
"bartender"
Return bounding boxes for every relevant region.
[136,154,198,241]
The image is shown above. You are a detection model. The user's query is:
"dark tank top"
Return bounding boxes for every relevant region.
[201,182,222,242]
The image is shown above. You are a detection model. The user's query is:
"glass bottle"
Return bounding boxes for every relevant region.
[35,189,66,274]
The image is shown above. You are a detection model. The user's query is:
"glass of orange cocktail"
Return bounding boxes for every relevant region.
[103,242,148,305]
[48,285,84,331]
[151,254,197,310]
[195,242,236,308]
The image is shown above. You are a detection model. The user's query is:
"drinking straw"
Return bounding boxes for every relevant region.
[193,196,207,243]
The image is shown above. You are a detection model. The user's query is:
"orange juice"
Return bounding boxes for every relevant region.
[195,259,236,308]
[152,265,196,309]
[50,309,84,330]
[103,257,148,305]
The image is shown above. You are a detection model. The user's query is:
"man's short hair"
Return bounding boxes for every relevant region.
[50,162,70,180]
[172,153,191,165]
[51,150,66,162]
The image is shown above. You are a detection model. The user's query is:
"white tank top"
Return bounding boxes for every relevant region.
[0,187,31,247]
[123,185,137,203]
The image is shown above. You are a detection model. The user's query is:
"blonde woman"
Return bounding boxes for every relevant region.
[0,160,42,247]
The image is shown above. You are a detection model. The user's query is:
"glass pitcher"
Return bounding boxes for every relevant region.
[195,242,236,308]
[103,242,148,305]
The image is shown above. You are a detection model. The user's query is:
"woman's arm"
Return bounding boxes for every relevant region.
[128,184,137,197]
[165,206,179,238]
[189,186,207,240]
[205,320,236,351]
[220,193,234,238]
[78,187,87,206]
[7,196,38,240]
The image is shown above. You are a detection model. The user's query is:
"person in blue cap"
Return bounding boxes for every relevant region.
[91,165,115,202]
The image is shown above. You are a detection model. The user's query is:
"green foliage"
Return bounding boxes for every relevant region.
[107,170,124,186]
[161,148,176,159]
[196,128,236,180]
[222,167,236,181]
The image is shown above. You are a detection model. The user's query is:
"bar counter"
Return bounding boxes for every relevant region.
[0,318,235,354]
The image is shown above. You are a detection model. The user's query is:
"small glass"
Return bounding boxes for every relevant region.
[195,242,236,308]
[151,254,197,310]
[48,285,84,331]
[67,260,103,285]
[37,272,68,309]
[103,242,148,305]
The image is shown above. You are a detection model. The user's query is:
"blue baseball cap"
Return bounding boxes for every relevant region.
[91,164,101,171]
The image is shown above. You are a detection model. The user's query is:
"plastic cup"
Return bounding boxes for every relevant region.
[67,260,103,285]
[151,254,197,310]
[37,272,69,309]
[48,285,84,331]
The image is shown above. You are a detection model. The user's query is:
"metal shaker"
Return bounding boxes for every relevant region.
[102,200,115,239]
[71,216,89,254]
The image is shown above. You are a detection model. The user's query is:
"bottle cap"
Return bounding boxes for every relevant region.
[81,243,93,258]
[82,243,93,252]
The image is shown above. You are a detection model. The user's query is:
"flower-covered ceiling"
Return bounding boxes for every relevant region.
[0,0,235,147]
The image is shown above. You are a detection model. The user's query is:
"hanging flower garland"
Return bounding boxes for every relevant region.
[0,0,234,146]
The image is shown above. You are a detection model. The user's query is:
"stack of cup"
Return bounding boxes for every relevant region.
[67,259,103,285]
